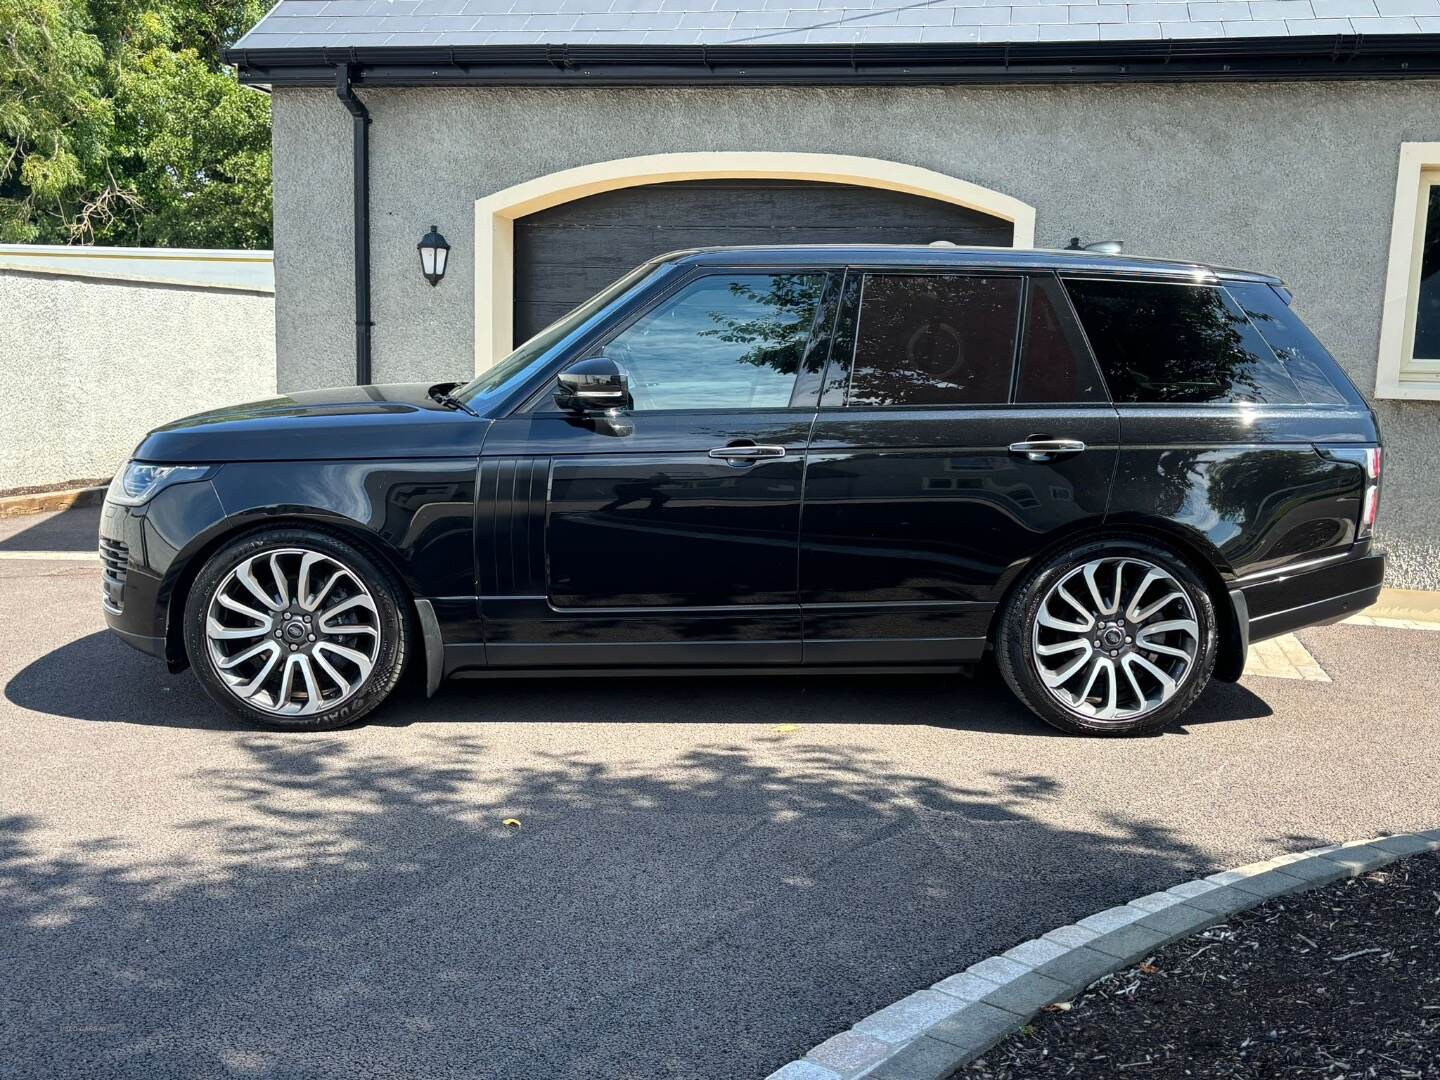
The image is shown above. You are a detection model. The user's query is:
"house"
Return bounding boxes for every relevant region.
[225,4,1440,588]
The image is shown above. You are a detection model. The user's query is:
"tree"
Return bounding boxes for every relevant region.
[0,0,270,248]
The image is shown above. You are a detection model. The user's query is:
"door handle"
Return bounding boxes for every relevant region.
[1008,438,1087,461]
[708,445,787,462]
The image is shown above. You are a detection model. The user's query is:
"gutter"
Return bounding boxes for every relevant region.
[225,35,1440,88]
[335,63,372,386]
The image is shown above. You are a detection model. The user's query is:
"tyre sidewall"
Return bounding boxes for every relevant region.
[997,537,1218,737]
[183,528,407,731]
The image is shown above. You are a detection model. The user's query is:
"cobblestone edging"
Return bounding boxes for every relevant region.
[767,829,1440,1080]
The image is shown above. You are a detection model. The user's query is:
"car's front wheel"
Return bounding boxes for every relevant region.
[995,537,1218,736]
[183,527,408,731]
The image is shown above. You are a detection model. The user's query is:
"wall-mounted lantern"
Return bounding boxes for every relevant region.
[418,225,450,286]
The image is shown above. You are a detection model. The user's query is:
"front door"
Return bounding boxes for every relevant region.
[480,267,842,669]
[800,270,1121,665]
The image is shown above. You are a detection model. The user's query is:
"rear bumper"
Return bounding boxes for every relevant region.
[1240,550,1385,645]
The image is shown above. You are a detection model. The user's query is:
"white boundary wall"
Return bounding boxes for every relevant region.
[0,246,277,493]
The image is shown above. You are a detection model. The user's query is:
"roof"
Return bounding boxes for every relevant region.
[659,243,1280,281]
[234,0,1440,50]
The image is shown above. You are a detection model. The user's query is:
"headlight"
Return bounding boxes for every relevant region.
[107,462,211,506]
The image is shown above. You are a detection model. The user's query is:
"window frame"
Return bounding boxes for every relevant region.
[1377,142,1440,400]
[820,267,1028,411]
[518,264,843,415]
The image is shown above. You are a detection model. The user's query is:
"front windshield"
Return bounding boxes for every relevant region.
[455,260,665,406]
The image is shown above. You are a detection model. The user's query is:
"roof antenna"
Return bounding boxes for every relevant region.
[1066,236,1125,255]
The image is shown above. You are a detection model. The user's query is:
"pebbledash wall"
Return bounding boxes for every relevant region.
[0,247,277,493]
[270,80,1440,588]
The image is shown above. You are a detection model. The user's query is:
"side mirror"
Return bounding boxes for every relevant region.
[554,356,631,413]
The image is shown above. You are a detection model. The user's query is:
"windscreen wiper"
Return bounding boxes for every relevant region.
[428,383,479,417]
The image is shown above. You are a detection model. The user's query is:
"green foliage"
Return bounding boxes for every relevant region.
[0,0,271,247]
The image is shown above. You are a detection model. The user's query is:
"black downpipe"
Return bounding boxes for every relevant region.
[335,64,372,385]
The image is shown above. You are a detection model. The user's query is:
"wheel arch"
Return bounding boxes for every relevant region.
[989,517,1246,682]
[160,511,418,672]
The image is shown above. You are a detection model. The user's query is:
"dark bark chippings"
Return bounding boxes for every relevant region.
[966,852,1440,1079]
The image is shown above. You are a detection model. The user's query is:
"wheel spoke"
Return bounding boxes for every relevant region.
[296,552,327,610]
[1038,609,1091,634]
[1035,637,1089,658]
[269,553,290,609]
[235,562,282,612]
[1076,656,1105,704]
[1081,562,1110,615]
[1137,618,1199,642]
[207,616,270,640]
[1120,654,1147,708]
[1053,585,1095,629]
[318,593,378,631]
[1127,652,1178,695]
[216,592,272,624]
[312,648,353,696]
[1040,645,1093,687]
[234,642,282,697]
[1123,568,1164,621]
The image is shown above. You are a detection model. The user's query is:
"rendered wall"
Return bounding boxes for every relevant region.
[270,81,1440,588]
[0,266,276,492]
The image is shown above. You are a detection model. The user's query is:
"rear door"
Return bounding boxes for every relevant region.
[799,270,1120,666]
[479,266,842,669]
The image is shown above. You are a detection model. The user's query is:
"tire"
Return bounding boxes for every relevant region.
[994,536,1218,737]
[183,527,409,731]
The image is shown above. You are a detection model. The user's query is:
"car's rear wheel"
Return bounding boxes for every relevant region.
[995,537,1217,736]
[184,527,408,731]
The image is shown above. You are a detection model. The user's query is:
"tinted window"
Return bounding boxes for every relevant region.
[1063,279,1302,404]
[1225,282,1358,406]
[1416,182,1440,361]
[848,274,1021,407]
[1015,274,1108,403]
[602,273,825,411]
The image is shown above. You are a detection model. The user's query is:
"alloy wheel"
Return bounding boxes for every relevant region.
[1030,556,1200,723]
[204,547,381,716]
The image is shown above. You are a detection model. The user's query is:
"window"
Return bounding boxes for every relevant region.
[600,272,826,411]
[847,274,1021,407]
[1376,144,1440,399]
[1014,274,1108,404]
[1225,282,1359,407]
[1063,278,1301,405]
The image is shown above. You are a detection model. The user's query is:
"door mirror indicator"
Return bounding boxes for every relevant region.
[555,356,631,414]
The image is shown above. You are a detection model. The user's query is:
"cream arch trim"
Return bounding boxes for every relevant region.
[472,151,1037,372]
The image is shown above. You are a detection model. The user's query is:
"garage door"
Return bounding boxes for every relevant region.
[511,178,1014,345]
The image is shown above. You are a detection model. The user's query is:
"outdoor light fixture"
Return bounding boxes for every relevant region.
[417,225,450,286]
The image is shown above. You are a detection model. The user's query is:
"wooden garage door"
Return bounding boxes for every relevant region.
[511,179,1014,345]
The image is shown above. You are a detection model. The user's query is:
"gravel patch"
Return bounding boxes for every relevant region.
[967,852,1440,1079]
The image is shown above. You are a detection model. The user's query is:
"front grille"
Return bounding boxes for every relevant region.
[99,538,129,584]
[99,538,129,613]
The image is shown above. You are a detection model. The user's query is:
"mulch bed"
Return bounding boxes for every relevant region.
[967,852,1440,1079]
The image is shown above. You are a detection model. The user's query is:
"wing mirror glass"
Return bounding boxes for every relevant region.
[554,355,631,413]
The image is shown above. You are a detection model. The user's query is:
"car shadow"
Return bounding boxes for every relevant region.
[6,630,1275,736]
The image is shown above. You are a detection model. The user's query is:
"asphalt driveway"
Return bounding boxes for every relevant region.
[2,507,1438,1079]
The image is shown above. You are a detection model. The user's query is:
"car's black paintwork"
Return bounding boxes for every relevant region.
[102,245,1385,688]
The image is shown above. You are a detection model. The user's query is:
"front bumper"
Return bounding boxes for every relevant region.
[1240,550,1386,645]
[99,478,228,668]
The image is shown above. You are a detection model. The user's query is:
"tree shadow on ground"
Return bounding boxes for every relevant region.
[6,630,1275,737]
[1,711,1252,1079]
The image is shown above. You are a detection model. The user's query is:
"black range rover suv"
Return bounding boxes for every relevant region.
[100,245,1384,736]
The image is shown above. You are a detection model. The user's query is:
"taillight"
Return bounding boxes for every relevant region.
[1318,446,1382,541]
[1361,447,1382,538]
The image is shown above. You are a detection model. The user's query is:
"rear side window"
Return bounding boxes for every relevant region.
[1015,274,1108,404]
[847,274,1021,407]
[1224,282,1359,406]
[1062,278,1302,405]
